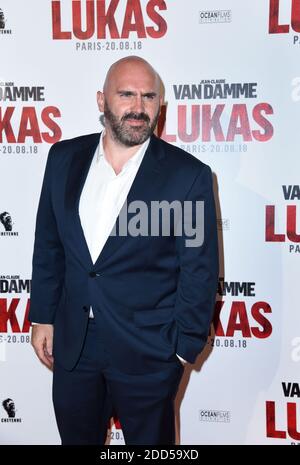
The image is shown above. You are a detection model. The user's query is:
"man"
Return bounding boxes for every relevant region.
[29,56,218,445]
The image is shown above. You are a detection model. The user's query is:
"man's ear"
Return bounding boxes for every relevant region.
[97,91,105,112]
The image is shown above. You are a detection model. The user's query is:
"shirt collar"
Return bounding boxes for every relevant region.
[96,130,150,170]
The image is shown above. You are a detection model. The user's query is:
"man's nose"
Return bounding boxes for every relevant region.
[131,95,144,113]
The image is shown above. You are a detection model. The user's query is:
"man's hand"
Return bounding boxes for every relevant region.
[31,324,54,370]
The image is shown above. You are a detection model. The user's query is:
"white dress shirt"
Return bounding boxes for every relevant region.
[79,131,149,265]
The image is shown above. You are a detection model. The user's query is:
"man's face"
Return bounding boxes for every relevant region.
[97,62,162,147]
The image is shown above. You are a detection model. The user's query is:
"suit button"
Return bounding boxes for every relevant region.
[89,271,97,277]
[83,306,89,312]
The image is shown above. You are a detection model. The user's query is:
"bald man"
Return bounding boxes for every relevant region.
[29,56,218,445]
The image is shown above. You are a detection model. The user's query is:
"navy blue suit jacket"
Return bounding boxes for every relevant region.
[29,133,219,373]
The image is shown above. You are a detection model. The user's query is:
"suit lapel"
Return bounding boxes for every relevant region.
[93,135,166,268]
[65,133,166,270]
[65,133,100,269]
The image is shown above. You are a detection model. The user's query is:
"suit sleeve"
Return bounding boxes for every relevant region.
[28,144,65,324]
[174,164,219,363]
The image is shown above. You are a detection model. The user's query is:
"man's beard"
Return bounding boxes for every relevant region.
[104,101,160,147]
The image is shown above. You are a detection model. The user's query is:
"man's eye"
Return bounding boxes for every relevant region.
[120,92,132,97]
[144,94,155,100]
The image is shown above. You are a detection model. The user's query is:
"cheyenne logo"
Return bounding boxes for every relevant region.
[160,81,274,144]
[1,398,22,423]
[0,276,31,333]
[52,0,168,39]
[212,279,272,339]
[266,382,300,441]
[0,8,5,28]
[0,211,18,236]
[0,212,16,235]
[0,8,12,34]
[0,82,62,143]
[265,185,300,253]
[2,398,15,418]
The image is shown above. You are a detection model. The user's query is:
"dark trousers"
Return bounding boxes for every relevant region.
[52,317,184,445]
